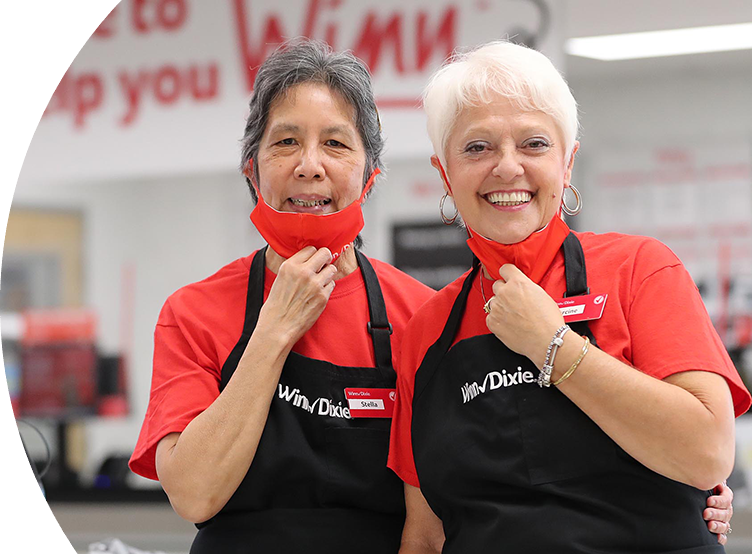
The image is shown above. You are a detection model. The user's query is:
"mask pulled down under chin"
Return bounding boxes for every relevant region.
[249,168,380,261]
[465,214,570,284]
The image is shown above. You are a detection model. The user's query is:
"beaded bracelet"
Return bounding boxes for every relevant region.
[537,325,570,388]
[553,336,590,387]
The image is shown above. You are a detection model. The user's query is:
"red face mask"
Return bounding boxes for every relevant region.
[437,161,570,283]
[465,216,570,283]
[248,160,380,261]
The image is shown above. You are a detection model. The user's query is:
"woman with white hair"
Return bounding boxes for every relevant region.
[389,41,749,553]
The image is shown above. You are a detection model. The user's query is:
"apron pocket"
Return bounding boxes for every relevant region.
[323,427,404,514]
[517,388,618,485]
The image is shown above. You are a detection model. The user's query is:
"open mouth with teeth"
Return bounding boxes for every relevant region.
[289,198,332,208]
[485,190,533,207]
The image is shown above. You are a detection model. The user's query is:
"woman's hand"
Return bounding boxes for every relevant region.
[157,246,337,523]
[484,264,565,367]
[258,246,338,348]
[705,481,734,545]
[399,484,444,554]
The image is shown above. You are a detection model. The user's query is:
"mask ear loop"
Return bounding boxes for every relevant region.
[436,159,453,195]
[244,158,266,199]
[555,184,567,218]
[243,158,264,200]
[360,168,381,201]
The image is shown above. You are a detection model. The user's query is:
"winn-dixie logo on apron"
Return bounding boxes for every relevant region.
[461,367,536,404]
[278,384,351,419]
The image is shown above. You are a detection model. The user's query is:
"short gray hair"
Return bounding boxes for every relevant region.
[424,40,579,167]
[240,39,383,202]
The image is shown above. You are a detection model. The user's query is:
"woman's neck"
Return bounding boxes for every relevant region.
[265,245,359,281]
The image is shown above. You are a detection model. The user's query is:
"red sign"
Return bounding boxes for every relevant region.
[22,309,97,346]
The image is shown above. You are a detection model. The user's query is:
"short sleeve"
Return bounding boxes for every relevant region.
[388,307,441,488]
[129,302,222,480]
[388,276,467,487]
[628,262,751,416]
[388,352,420,487]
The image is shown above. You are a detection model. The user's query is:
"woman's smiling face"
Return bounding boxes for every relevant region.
[256,82,367,214]
[437,95,577,244]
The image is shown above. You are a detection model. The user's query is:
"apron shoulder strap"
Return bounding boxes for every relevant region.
[242,247,267,334]
[561,233,599,347]
[414,263,480,401]
[437,263,479,355]
[355,250,395,376]
[562,233,590,298]
[220,247,267,391]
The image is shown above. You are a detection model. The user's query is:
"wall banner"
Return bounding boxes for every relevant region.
[20,0,563,186]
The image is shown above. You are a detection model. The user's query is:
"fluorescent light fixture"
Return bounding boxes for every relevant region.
[566,22,752,60]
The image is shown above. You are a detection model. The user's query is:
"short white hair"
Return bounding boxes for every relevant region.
[423,40,579,167]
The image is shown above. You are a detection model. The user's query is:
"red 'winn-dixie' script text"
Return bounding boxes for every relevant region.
[0,0,220,129]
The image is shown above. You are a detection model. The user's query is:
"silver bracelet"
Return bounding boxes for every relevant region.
[538,325,570,388]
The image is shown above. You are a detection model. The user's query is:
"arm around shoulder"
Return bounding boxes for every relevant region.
[399,484,444,554]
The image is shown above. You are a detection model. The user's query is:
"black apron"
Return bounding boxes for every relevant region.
[412,233,723,554]
[191,248,404,554]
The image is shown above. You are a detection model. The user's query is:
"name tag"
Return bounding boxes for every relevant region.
[344,388,396,418]
[556,293,607,323]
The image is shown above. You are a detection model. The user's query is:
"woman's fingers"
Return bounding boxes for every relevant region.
[706,518,731,544]
[317,264,338,288]
[704,508,731,524]
[484,262,565,362]
[286,246,334,272]
[704,482,733,545]
[496,263,522,285]
[286,245,318,263]
[305,247,334,273]
[259,246,339,345]
[288,246,335,278]
[322,279,336,297]
[710,481,734,509]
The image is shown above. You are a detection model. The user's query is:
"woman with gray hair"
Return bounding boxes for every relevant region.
[129,39,434,552]
[389,41,747,553]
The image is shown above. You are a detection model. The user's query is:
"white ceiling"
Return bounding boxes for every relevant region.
[563,0,752,81]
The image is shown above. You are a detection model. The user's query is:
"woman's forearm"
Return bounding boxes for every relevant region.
[156,247,337,522]
[552,332,735,489]
[399,484,445,554]
[156,327,291,523]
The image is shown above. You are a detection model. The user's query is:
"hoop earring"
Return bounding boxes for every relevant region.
[561,184,582,216]
[439,192,458,225]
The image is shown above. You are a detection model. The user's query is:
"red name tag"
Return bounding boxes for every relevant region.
[344,388,396,418]
[556,293,607,323]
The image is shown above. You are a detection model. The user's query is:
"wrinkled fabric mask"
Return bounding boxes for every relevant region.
[465,216,570,283]
[248,160,380,261]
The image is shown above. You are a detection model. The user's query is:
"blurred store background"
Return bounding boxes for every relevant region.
[3,0,752,552]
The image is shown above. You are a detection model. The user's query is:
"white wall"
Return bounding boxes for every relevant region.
[570,62,752,214]
[12,172,264,478]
